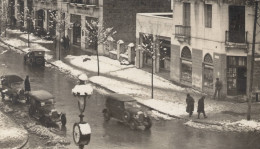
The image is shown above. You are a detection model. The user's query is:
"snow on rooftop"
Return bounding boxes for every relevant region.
[72,84,93,96]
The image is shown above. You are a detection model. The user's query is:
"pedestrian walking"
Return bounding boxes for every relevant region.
[24,75,31,92]
[66,35,70,51]
[197,96,207,119]
[214,78,222,100]
[186,93,195,117]
[62,35,67,51]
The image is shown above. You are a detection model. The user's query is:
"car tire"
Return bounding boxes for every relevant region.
[144,117,152,130]
[129,120,137,130]
[11,95,17,104]
[61,113,67,126]
[123,111,131,122]
[1,93,5,101]
[28,106,35,116]
[103,109,110,121]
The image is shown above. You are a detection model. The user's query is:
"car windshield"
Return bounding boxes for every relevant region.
[41,99,54,106]
[11,82,23,89]
[124,101,140,109]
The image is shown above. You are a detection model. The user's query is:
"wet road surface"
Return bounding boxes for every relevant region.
[0,45,260,149]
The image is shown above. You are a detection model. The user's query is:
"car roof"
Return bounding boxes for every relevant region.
[28,49,45,52]
[106,93,136,102]
[1,75,23,83]
[29,90,54,101]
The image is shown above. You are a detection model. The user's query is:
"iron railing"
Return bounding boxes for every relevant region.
[225,30,247,44]
[175,25,191,38]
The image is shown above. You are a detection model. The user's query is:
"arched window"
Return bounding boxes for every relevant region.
[181,46,192,59]
[204,53,213,64]
[181,47,192,83]
[203,53,213,88]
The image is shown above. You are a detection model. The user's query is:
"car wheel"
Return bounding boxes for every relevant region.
[1,93,5,101]
[123,111,131,122]
[129,120,137,130]
[144,117,152,130]
[28,106,35,116]
[11,95,17,104]
[61,113,67,126]
[103,109,110,121]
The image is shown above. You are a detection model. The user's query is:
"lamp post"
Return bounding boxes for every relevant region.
[72,74,93,149]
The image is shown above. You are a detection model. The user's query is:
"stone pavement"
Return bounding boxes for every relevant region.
[3,29,260,126]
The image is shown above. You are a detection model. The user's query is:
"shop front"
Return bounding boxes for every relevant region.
[227,56,247,95]
[180,46,192,85]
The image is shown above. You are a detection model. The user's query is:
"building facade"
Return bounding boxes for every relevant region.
[136,0,260,98]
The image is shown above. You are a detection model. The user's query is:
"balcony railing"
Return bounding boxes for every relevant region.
[175,25,191,38]
[225,30,247,44]
[70,0,98,5]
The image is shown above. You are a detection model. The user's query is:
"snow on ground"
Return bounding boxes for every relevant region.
[66,55,133,74]
[51,60,85,78]
[20,34,53,43]
[185,119,260,133]
[0,50,7,55]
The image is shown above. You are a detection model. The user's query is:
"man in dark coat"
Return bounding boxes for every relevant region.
[214,78,222,100]
[186,94,195,117]
[24,75,31,92]
[197,96,207,119]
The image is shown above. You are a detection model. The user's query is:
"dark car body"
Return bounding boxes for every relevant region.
[24,49,45,66]
[102,93,152,130]
[0,75,26,103]
[28,90,66,127]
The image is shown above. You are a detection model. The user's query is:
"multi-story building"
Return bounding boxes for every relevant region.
[136,0,260,98]
[6,0,170,54]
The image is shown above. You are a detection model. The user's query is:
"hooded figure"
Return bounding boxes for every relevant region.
[24,75,31,92]
[186,94,194,117]
[197,96,207,119]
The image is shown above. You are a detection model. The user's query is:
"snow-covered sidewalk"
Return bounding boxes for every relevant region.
[3,29,260,133]
[0,104,28,149]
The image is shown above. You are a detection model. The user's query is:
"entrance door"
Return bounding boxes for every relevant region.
[227,56,247,95]
[73,22,81,46]
[237,67,247,94]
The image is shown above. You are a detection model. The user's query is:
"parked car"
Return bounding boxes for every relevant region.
[24,49,45,67]
[102,93,152,130]
[28,90,66,127]
[0,75,26,103]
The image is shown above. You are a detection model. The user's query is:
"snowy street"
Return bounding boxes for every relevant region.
[1,29,260,148]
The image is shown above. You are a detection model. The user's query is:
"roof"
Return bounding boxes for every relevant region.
[106,93,136,102]
[29,90,54,101]
[1,75,23,83]
[28,49,45,52]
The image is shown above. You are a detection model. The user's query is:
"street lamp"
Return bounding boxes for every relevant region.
[72,74,93,149]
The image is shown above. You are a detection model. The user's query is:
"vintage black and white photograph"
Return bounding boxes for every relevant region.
[0,0,260,148]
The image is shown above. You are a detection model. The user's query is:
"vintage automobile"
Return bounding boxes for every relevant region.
[102,93,152,130]
[24,49,45,67]
[28,90,66,127]
[0,75,26,103]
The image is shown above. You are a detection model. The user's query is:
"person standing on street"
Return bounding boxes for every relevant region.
[197,96,207,119]
[66,35,70,51]
[186,93,195,117]
[24,75,31,92]
[214,78,222,100]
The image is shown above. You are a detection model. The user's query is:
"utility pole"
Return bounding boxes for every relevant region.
[247,0,259,120]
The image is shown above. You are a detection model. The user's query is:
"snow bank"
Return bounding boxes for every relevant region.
[51,60,84,77]
[185,119,260,133]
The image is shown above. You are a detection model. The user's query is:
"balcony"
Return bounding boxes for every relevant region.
[225,30,248,49]
[175,25,191,43]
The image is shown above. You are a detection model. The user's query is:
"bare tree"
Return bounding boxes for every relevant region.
[85,19,116,76]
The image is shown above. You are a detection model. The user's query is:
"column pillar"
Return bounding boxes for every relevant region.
[117,40,124,60]
[81,15,85,49]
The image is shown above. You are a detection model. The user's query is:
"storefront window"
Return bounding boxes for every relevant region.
[203,54,213,88]
[181,47,192,83]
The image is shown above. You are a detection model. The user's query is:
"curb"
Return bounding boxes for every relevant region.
[0,38,223,127]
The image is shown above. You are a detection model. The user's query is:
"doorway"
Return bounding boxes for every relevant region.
[73,21,81,46]
[227,56,247,95]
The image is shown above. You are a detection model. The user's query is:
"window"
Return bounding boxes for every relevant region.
[183,3,191,26]
[181,47,192,83]
[205,4,212,28]
[203,54,213,88]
